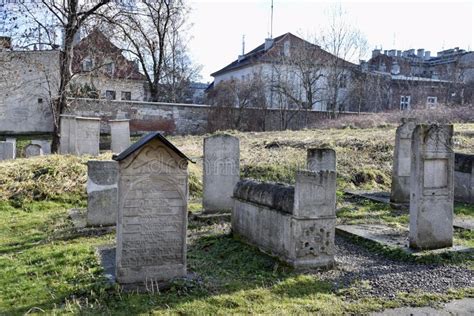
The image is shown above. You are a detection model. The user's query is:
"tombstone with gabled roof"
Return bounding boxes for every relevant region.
[113,132,193,285]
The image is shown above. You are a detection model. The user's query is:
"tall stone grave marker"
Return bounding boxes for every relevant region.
[390,118,417,203]
[75,117,101,156]
[113,132,192,284]
[203,134,240,213]
[6,137,16,159]
[409,124,454,250]
[307,148,336,172]
[60,115,76,154]
[0,141,14,160]
[87,160,119,226]
[110,119,131,154]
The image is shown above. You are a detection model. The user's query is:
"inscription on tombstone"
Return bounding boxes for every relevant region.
[391,118,417,203]
[409,124,454,250]
[203,134,240,213]
[114,132,192,284]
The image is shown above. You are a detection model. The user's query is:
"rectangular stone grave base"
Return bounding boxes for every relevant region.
[69,208,115,235]
[191,212,231,222]
[343,190,473,231]
[96,245,196,293]
[336,224,472,256]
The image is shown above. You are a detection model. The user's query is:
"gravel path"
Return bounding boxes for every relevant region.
[315,236,474,298]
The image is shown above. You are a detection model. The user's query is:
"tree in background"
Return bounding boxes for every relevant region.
[106,0,201,103]
[3,0,111,152]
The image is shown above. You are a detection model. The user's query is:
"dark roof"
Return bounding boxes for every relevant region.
[112,132,194,163]
[211,33,290,77]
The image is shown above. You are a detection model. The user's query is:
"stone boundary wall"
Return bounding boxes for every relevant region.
[454,152,474,204]
[67,98,364,135]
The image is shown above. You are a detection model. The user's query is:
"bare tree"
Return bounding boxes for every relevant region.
[317,5,368,116]
[6,0,111,152]
[106,0,198,103]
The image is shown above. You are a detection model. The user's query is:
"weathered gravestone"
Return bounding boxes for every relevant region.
[75,117,101,156]
[24,144,43,157]
[6,137,16,159]
[113,132,192,284]
[0,141,14,160]
[232,148,336,268]
[454,153,474,204]
[409,124,454,250]
[60,115,77,154]
[391,118,417,203]
[87,160,119,226]
[31,140,52,155]
[110,119,131,154]
[203,134,240,213]
[307,148,336,172]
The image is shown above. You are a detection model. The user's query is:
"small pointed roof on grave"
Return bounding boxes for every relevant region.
[112,132,194,163]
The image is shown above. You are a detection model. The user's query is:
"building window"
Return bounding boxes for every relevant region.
[82,57,93,71]
[400,95,411,110]
[427,96,437,108]
[339,74,347,88]
[105,62,115,76]
[38,98,43,104]
[105,90,116,100]
[121,91,131,101]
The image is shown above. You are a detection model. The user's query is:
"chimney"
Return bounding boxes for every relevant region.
[424,51,431,59]
[388,49,396,57]
[0,36,11,50]
[397,50,402,57]
[264,38,274,51]
[372,49,381,58]
[417,49,424,58]
[407,49,415,56]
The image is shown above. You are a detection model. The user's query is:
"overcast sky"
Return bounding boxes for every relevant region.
[189,0,474,82]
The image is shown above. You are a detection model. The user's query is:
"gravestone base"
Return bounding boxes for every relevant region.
[95,245,199,293]
[68,208,115,235]
[191,211,231,223]
[336,224,472,256]
[343,190,474,231]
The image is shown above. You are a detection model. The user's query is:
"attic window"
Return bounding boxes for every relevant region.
[105,62,115,75]
[82,57,93,71]
[283,41,290,56]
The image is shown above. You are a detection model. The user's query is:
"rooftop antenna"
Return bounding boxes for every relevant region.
[270,0,274,38]
[242,34,245,55]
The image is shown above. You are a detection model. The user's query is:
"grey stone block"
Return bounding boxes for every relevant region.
[203,134,240,213]
[409,124,454,250]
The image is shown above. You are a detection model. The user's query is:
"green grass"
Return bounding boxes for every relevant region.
[1,200,472,314]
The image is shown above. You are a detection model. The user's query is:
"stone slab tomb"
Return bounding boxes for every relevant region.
[60,114,77,154]
[24,144,43,157]
[6,137,16,159]
[75,117,101,156]
[110,119,131,154]
[409,124,454,250]
[232,149,336,268]
[203,134,240,213]
[87,160,119,226]
[0,141,15,160]
[454,153,473,204]
[60,115,100,156]
[31,140,52,155]
[391,118,417,203]
[113,132,192,284]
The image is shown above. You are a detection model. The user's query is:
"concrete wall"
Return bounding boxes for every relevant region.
[0,50,59,134]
